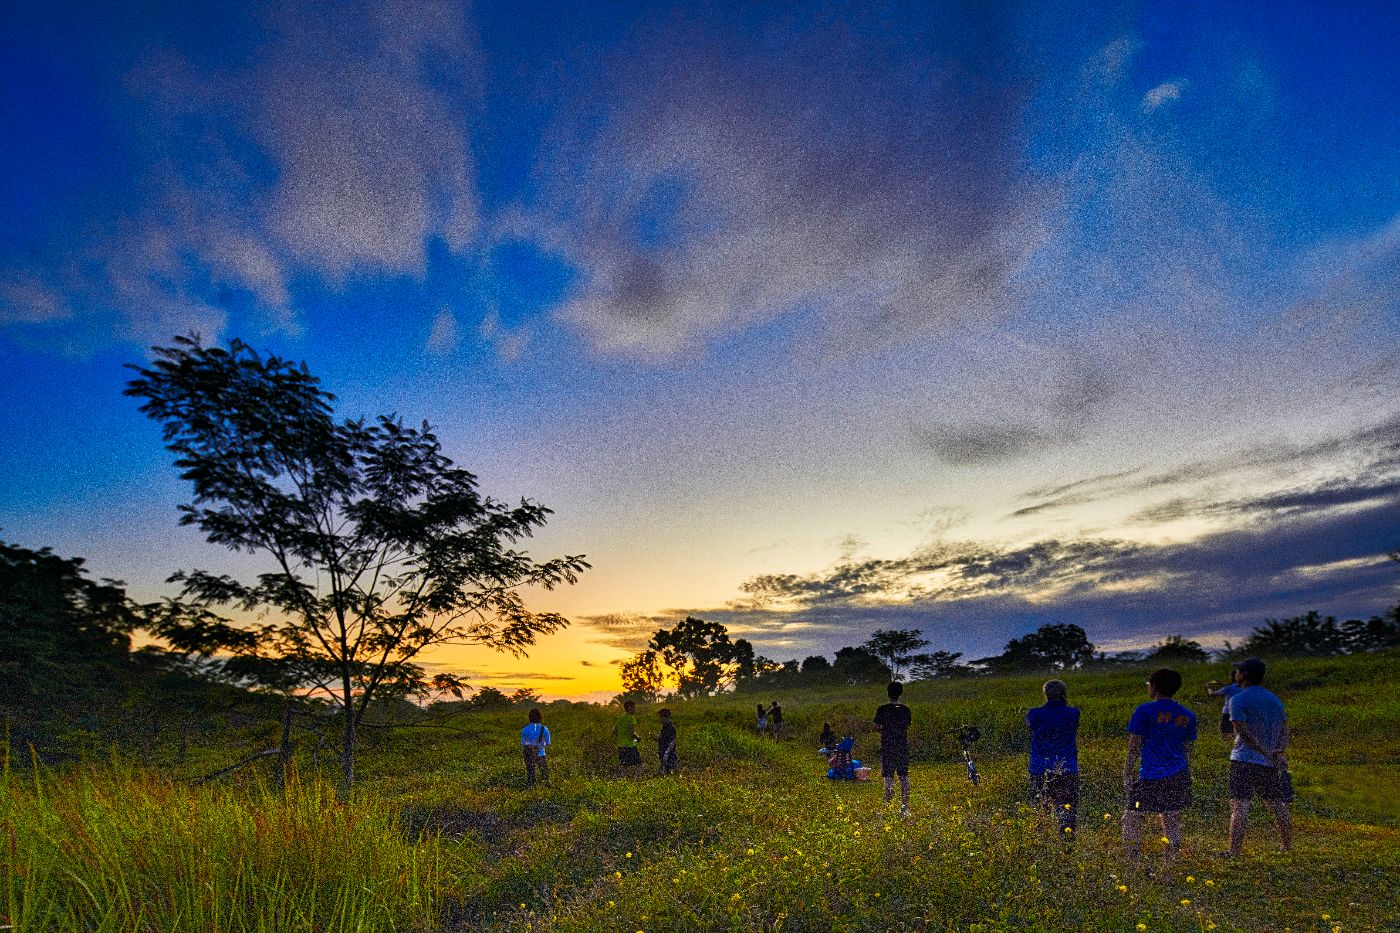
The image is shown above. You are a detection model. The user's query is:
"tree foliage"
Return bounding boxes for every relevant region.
[1145,634,1210,664]
[126,336,587,788]
[618,648,667,703]
[861,628,931,680]
[832,646,892,684]
[1341,613,1400,653]
[1241,611,1348,657]
[908,650,967,680]
[982,623,1096,672]
[646,616,759,698]
[0,540,144,756]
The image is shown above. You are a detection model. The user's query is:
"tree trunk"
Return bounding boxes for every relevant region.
[339,674,355,796]
[273,700,294,793]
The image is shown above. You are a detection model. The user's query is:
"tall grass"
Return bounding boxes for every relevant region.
[1,758,448,932]
[3,652,1397,931]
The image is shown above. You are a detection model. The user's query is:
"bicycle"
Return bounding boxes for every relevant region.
[948,725,981,785]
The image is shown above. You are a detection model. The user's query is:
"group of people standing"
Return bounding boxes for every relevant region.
[519,658,1296,870]
[1027,656,1293,869]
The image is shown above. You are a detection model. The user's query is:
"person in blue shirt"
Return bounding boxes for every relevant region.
[1026,679,1079,837]
[1225,657,1293,856]
[1122,668,1197,872]
[1206,666,1245,738]
[520,708,552,787]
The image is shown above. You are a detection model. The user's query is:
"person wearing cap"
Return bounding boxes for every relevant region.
[1224,657,1293,856]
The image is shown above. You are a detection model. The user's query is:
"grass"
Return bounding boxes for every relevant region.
[3,652,1398,931]
[1,762,450,931]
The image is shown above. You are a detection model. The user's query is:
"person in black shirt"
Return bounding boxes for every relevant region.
[768,701,784,739]
[874,681,913,815]
[819,721,837,751]
[657,708,678,775]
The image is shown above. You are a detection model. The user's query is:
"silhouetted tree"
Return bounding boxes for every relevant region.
[639,616,756,698]
[619,649,666,702]
[128,336,587,790]
[0,540,145,757]
[862,628,932,680]
[1145,634,1210,664]
[909,650,967,679]
[833,645,892,684]
[1341,614,1400,653]
[983,623,1096,671]
[1241,611,1347,657]
[469,686,513,710]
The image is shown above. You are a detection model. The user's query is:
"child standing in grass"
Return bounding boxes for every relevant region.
[1026,679,1079,837]
[520,708,551,788]
[617,700,643,777]
[657,708,678,775]
[756,704,768,738]
[874,681,912,815]
[1122,668,1197,873]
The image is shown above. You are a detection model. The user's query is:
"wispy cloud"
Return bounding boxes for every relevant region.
[1,0,481,351]
[425,309,460,356]
[714,496,1399,660]
[1142,79,1187,112]
[522,3,1044,358]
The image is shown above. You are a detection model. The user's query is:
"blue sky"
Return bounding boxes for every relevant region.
[3,0,1398,696]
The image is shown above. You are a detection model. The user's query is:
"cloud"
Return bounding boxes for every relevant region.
[914,421,1059,465]
[524,3,1045,358]
[426,309,460,356]
[1011,412,1400,520]
[1142,80,1186,112]
[580,612,685,652]
[3,0,482,350]
[0,276,72,325]
[718,495,1399,660]
[479,308,531,363]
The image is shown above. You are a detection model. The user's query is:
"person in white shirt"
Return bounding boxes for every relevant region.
[520,708,551,787]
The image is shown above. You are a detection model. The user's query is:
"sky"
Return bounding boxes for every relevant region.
[3,0,1399,700]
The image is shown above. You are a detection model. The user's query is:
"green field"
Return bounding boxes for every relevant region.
[5,653,1399,932]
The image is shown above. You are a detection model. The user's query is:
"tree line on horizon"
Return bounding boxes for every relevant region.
[615,601,1400,703]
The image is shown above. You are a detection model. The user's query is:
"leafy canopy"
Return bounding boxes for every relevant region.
[622,616,765,699]
[126,336,587,785]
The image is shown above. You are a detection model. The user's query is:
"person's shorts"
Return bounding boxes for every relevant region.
[1034,770,1079,807]
[1128,769,1191,813]
[880,747,909,778]
[1228,761,1289,801]
[618,745,642,766]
